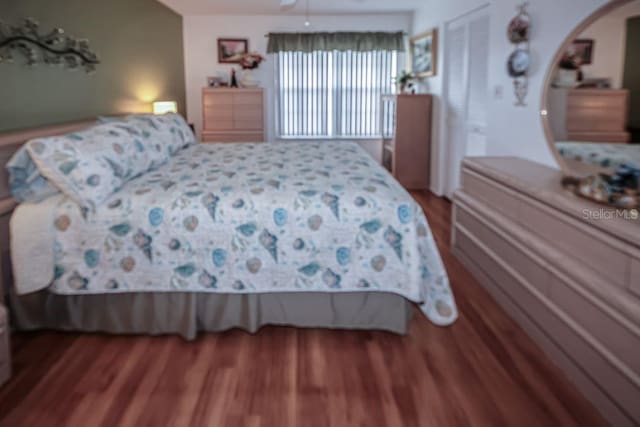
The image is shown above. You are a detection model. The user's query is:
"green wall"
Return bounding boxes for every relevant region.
[0,0,185,132]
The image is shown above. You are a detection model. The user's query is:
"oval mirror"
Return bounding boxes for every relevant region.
[542,0,640,177]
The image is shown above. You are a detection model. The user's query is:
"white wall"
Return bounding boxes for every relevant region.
[412,0,609,195]
[183,13,412,155]
[579,1,640,88]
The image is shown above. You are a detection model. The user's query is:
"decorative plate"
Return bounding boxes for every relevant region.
[507,13,531,43]
[507,48,530,77]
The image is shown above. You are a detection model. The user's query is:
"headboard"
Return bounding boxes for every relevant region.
[0,119,97,304]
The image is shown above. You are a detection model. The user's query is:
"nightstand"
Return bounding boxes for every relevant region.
[0,304,9,386]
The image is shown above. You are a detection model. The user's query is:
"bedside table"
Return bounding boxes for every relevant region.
[0,304,9,386]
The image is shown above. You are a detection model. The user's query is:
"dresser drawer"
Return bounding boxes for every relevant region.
[0,362,9,387]
[568,91,627,109]
[461,170,519,221]
[233,108,263,127]
[233,93,263,106]
[0,305,8,386]
[203,105,233,118]
[566,90,628,133]
[550,274,640,375]
[456,205,551,296]
[519,202,628,289]
[204,118,234,131]
[631,257,640,297]
[203,112,233,128]
[203,131,264,143]
[566,132,630,143]
[234,119,263,131]
[455,229,547,321]
[233,106,262,120]
[567,113,625,132]
[203,92,233,106]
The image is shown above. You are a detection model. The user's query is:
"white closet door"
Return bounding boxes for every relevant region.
[443,6,490,197]
[444,22,468,197]
[465,14,490,157]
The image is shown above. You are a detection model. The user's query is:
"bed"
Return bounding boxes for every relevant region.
[2,115,457,339]
[556,141,640,170]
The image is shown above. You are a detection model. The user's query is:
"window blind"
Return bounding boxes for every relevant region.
[275,50,398,138]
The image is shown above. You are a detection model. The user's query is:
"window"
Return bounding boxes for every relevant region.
[275,50,399,138]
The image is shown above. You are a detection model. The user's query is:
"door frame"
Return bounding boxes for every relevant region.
[439,3,491,198]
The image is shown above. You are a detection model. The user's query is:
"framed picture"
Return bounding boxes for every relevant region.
[217,38,248,64]
[411,29,438,77]
[570,39,594,65]
[207,76,228,87]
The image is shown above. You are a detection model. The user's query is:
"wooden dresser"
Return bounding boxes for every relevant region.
[0,303,8,387]
[0,209,11,388]
[452,157,640,427]
[202,88,265,143]
[548,88,630,142]
[380,94,432,190]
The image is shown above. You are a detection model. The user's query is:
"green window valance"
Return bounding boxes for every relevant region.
[267,32,405,53]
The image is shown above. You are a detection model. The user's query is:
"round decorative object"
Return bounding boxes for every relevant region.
[507,48,530,77]
[240,70,259,88]
[507,13,530,43]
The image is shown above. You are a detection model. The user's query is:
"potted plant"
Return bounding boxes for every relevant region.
[238,52,266,88]
[394,71,416,93]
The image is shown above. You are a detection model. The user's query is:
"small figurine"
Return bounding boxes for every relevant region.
[230,69,238,88]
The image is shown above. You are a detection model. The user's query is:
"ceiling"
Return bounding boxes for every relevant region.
[158,0,421,16]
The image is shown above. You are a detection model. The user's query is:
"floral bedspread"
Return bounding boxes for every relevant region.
[557,141,640,170]
[48,142,457,325]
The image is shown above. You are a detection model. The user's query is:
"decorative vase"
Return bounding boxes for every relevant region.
[554,68,578,88]
[240,70,259,88]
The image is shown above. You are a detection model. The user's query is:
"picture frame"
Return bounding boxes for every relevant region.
[207,76,228,88]
[411,29,438,78]
[217,38,248,64]
[570,39,594,65]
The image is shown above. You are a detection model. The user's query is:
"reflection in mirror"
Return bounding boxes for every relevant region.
[545,0,640,177]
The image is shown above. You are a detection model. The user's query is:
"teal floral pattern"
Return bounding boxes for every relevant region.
[49,141,457,325]
[557,142,640,170]
[6,146,60,203]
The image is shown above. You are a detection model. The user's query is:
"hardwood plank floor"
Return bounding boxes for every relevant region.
[0,192,608,427]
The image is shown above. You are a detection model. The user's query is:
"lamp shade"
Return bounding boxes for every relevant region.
[152,101,178,115]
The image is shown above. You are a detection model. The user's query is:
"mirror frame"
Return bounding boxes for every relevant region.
[540,0,634,176]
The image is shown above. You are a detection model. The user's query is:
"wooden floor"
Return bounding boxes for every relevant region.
[0,192,608,427]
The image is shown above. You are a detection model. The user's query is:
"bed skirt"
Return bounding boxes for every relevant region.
[7,290,413,340]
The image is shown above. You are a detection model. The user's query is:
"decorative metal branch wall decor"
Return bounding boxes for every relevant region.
[506,3,531,106]
[0,18,100,73]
